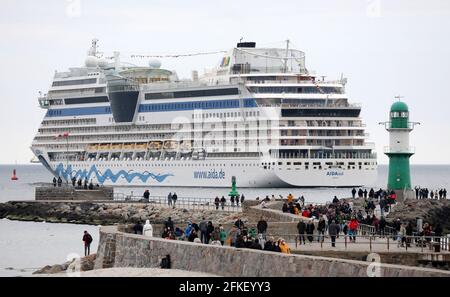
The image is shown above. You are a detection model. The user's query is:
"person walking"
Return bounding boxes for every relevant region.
[306,221,315,243]
[398,223,406,247]
[317,217,326,243]
[351,188,356,199]
[220,196,226,210]
[297,220,306,245]
[52,177,57,187]
[143,220,153,237]
[206,221,214,244]
[171,192,178,208]
[379,216,387,237]
[240,194,245,205]
[219,225,227,246]
[199,218,208,244]
[57,176,62,187]
[348,217,359,243]
[167,192,173,207]
[328,220,340,247]
[214,196,220,210]
[82,231,93,256]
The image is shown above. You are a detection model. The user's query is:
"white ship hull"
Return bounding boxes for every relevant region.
[47,159,377,188]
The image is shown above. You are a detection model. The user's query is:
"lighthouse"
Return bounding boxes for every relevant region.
[380,99,419,198]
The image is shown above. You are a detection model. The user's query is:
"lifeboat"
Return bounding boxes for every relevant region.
[98,143,111,151]
[123,143,135,150]
[179,141,193,154]
[110,143,123,150]
[135,143,147,150]
[163,141,179,151]
[87,144,99,151]
[148,141,162,151]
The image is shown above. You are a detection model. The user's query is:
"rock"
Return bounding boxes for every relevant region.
[33,254,97,275]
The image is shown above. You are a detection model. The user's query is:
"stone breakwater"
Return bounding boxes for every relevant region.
[94,226,450,277]
[33,254,97,275]
[0,201,241,225]
[386,199,450,232]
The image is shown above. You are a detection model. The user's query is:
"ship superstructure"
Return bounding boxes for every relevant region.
[31,40,377,187]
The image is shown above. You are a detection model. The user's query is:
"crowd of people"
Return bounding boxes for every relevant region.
[51,176,99,190]
[414,187,447,200]
[133,216,292,254]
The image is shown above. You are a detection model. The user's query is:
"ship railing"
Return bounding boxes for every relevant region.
[113,194,242,212]
[280,103,360,109]
[247,79,344,85]
[140,80,235,91]
[270,233,450,252]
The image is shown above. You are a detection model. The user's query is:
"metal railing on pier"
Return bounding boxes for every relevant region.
[113,194,242,212]
[272,233,450,253]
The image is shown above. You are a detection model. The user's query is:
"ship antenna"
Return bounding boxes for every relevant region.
[283,39,290,73]
[395,95,404,102]
[88,38,99,57]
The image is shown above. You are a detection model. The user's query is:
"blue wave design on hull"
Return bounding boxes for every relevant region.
[55,163,173,184]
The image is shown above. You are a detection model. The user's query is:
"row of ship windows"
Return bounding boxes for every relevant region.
[249,86,344,94]
[262,161,376,166]
[138,99,256,113]
[52,78,97,87]
[87,163,375,170]
[191,111,261,119]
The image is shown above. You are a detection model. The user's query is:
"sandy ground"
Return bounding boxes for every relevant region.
[34,267,219,277]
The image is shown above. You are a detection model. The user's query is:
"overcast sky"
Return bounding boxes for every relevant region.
[1,0,449,164]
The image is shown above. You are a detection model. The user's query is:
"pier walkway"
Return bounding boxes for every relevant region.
[115,193,243,212]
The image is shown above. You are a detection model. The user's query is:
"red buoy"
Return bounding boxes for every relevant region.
[11,169,18,181]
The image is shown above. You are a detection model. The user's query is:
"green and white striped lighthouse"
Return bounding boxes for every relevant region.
[380,99,419,191]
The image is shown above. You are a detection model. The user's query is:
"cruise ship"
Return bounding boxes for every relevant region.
[31,40,377,187]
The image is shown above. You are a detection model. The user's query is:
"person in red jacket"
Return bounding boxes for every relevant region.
[348,218,359,243]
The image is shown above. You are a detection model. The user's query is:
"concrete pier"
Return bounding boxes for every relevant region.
[35,186,114,201]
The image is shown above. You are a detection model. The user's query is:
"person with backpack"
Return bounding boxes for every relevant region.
[82,231,93,256]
